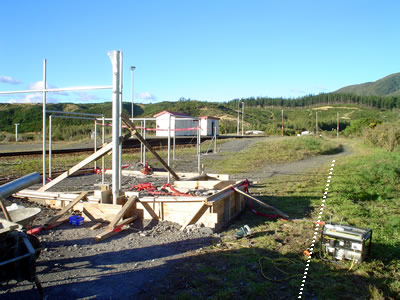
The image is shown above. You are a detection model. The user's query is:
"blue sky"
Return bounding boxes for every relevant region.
[1,0,399,104]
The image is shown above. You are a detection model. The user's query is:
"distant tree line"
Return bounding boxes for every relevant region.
[228,93,400,110]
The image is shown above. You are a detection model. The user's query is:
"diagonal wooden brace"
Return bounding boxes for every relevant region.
[232,187,289,219]
[121,113,180,181]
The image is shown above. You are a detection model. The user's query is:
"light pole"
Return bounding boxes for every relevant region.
[15,123,20,142]
[130,66,136,119]
[241,102,244,136]
[237,101,240,135]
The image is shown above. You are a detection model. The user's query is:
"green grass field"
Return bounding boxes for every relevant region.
[149,139,400,299]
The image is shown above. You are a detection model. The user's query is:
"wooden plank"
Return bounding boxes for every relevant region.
[232,187,289,219]
[44,192,87,226]
[138,200,159,220]
[174,180,236,190]
[108,196,137,228]
[0,196,12,221]
[45,216,69,230]
[95,227,127,242]
[82,207,98,222]
[95,215,137,242]
[180,203,211,231]
[90,223,104,230]
[38,143,113,191]
[80,203,122,223]
[121,113,180,181]
[114,170,229,180]
[14,189,80,201]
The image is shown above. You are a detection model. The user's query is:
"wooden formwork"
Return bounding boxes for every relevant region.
[14,180,247,232]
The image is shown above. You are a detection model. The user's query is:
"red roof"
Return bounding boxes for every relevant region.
[200,116,220,120]
[153,110,193,118]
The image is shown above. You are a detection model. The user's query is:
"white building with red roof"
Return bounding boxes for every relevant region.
[153,111,219,137]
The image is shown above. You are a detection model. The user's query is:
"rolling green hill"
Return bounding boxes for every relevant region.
[336,72,400,96]
[1,91,400,142]
[1,99,399,141]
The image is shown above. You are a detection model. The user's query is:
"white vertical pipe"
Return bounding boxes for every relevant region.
[49,115,52,178]
[140,121,143,164]
[167,115,171,183]
[173,117,176,160]
[241,102,244,136]
[94,120,97,170]
[42,59,47,185]
[237,102,239,135]
[143,119,146,165]
[130,66,135,119]
[110,50,121,203]
[118,51,123,191]
[214,124,217,153]
[197,121,201,174]
[15,123,19,142]
[101,116,105,184]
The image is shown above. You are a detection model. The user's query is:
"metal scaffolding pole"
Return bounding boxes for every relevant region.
[140,121,143,164]
[167,114,171,183]
[94,120,97,170]
[42,59,47,185]
[143,120,146,165]
[110,50,121,203]
[101,116,105,184]
[241,102,244,136]
[49,115,52,179]
[197,122,201,174]
[214,124,217,153]
[173,117,176,160]
[118,51,123,191]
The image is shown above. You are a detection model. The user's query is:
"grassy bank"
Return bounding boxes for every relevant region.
[148,140,400,299]
[205,136,342,174]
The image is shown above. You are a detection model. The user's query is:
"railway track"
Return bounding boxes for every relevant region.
[0,136,207,157]
[0,135,254,157]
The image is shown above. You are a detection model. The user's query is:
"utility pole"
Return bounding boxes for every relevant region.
[337,112,339,138]
[130,66,136,119]
[241,102,244,136]
[281,110,284,136]
[15,123,20,142]
[237,101,240,135]
[316,111,318,136]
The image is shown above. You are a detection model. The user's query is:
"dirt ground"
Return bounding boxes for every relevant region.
[0,137,349,299]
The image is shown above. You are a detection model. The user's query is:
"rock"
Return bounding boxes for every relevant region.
[199,227,213,235]
[186,224,197,231]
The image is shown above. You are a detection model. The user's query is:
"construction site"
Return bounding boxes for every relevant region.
[0,51,298,299]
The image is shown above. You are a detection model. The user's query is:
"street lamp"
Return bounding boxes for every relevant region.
[15,123,20,142]
[241,102,244,136]
[130,66,136,119]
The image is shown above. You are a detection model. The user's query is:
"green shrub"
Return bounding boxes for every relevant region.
[363,122,400,152]
[343,118,381,136]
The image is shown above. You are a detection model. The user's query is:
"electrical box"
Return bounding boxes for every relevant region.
[321,224,372,263]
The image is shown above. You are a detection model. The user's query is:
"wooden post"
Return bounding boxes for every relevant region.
[281,110,284,136]
[316,111,318,136]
